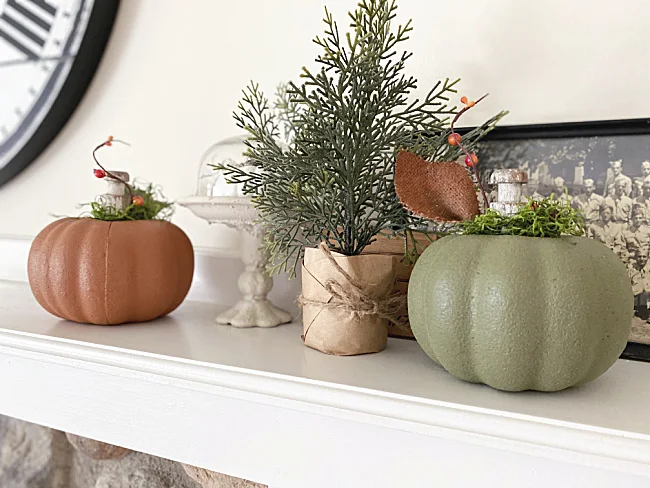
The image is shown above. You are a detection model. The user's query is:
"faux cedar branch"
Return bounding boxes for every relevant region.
[218,0,507,277]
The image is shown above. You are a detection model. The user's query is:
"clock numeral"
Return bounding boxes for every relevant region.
[0,0,58,60]
[28,0,56,17]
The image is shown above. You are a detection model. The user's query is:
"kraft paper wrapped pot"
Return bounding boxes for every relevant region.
[301,245,397,355]
[28,218,194,325]
[408,235,633,392]
[361,231,435,338]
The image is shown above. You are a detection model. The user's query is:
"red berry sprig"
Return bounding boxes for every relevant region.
[465,153,478,167]
[448,94,490,209]
[132,195,144,206]
[447,133,461,146]
[92,136,133,200]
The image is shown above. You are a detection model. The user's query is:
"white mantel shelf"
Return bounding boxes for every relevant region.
[1,280,650,488]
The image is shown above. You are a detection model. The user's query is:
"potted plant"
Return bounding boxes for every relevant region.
[28,137,194,325]
[218,0,505,355]
[397,104,633,391]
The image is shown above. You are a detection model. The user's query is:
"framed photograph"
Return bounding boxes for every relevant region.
[478,118,650,362]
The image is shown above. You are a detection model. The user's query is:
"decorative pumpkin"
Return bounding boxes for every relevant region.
[408,235,633,392]
[28,217,194,325]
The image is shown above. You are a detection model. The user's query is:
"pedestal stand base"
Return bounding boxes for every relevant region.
[216,300,293,328]
[177,196,294,329]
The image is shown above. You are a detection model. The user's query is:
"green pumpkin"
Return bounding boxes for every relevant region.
[408,235,633,392]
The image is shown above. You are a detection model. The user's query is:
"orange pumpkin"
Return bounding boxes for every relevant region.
[28,218,194,325]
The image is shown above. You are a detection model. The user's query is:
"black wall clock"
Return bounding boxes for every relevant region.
[0,0,119,188]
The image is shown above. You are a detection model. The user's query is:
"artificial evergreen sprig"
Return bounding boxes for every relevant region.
[218,0,506,277]
[273,82,302,143]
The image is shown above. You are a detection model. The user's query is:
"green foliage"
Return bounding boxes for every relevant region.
[273,81,302,143]
[89,184,173,221]
[387,227,437,266]
[218,0,506,277]
[459,196,585,238]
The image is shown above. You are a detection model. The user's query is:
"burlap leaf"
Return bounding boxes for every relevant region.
[395,150,480,222]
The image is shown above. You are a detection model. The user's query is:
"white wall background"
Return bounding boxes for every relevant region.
[0,0,648,251]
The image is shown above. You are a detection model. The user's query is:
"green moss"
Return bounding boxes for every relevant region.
[89,184,173,221]
[459,195,584,238]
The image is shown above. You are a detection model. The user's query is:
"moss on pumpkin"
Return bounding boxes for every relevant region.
[459,195,584,238]
[89,184,173,221]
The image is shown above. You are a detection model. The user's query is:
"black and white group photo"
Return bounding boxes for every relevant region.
[479,132,650,345]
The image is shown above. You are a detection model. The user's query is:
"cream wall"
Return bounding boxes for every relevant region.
[0,0,648,252]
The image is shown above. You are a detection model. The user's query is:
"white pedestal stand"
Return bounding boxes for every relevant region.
[178,196,292,328]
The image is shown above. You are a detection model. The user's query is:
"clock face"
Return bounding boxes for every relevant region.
[0,0,119,187]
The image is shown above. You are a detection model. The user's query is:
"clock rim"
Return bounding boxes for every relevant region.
[0,0,121,189]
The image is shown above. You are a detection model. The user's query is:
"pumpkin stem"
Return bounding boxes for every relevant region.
[92,137,134,201]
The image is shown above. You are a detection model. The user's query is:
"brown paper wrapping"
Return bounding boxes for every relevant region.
[362,232,435,338]
[301,247,397,355]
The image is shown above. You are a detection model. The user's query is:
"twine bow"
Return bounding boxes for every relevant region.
[298,242,406,325]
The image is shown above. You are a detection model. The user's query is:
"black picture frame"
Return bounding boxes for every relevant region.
[479,117,650,363]
[0,0,121,189]
[482,118,650,140]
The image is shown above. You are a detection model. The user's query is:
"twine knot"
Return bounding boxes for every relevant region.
[298,242,405,324]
